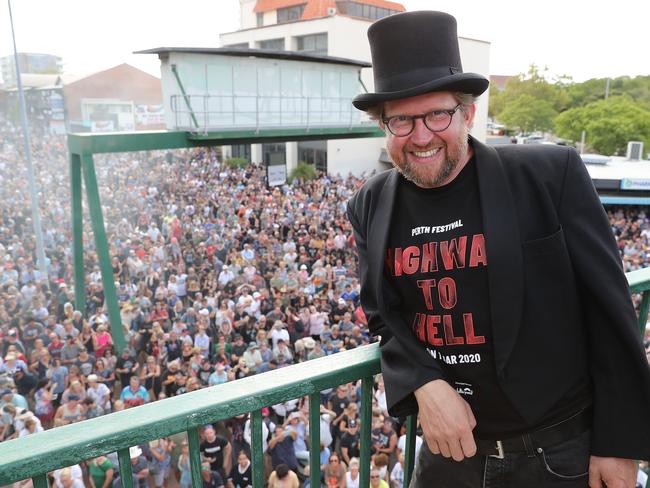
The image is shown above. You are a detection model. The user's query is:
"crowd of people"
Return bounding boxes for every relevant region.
[0,122,648,488]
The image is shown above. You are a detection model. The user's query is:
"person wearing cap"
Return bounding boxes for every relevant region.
[347,10,650,487]
[340,418,361,466]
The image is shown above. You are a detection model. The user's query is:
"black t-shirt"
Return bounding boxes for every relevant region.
[327,392,349,418]
[387,159,524,438]
[200,436,229,472]
[340,431,360,459]
[228,463,252,488]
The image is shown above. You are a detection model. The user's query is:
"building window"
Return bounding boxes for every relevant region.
[295,33,328,55]
[335,1,397,20]
[258,38,285,50]
[257,12,264,27]
[262,143,286,167]
[231,144,251,162]
[224,42,249,49]
[277,4,305,24]
[298,140,327,172]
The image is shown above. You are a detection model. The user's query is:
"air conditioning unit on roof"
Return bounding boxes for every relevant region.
[627,141,644,161]
[327,7,336,15]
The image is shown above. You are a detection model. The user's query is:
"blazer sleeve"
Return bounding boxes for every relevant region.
[347,192,446,418]
[557,148,650,459]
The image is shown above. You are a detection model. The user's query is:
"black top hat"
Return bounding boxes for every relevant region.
[353,11,489,111]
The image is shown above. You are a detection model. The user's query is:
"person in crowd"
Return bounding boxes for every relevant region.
[88,455,115,488]
[267,463,299,488]
[200,425,232,480]
[227,450,252,488]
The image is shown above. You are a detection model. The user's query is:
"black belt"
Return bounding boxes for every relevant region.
[475,408,591,459]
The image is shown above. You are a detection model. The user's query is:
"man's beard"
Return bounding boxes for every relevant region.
[392,126,470,188]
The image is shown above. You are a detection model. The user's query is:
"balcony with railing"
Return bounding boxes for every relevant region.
[1,267,649,488]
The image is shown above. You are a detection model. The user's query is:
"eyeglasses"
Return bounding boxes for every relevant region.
[370,474,380,479]
[382,103,462,137]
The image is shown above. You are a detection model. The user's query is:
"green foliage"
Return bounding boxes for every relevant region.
[290,161,317,181]
[224,157,249,169]
[554,96,650,155]
[498,94,557,134]
[491,64,570,121]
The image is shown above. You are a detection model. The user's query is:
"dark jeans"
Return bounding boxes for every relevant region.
[410,429,591,488]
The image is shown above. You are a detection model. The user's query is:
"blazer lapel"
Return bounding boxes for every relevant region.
[369,169,400,311]
[473,139,524,375]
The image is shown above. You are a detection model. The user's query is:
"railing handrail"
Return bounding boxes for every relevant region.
[0,344,381,486]
[626,266,650,293]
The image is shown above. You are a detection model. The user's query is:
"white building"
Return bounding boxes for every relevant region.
[220,0,491,176]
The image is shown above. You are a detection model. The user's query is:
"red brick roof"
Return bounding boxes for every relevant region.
[254,0,405,18]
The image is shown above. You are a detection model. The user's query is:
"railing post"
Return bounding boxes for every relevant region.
[251,410,264,488]
[360,376,373,488]
[403,415,417,487]
[309,393,322,488]
[32,473,48,488]
[117,447,134,488]
[188,427,203,488]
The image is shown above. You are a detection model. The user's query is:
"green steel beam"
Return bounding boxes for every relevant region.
[0,344,381,486]
[70,152,85,312]
[403,415,417,488]
[188,427,203,488]
[251,410,264,488]
[67,126,384,155]
[171,64,200,130]
[117,447,134,488]
[308,393,321,488]
[81,153,126,353]
[359,376,373,488]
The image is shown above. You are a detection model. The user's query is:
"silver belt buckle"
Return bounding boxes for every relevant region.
[489,440,505,459]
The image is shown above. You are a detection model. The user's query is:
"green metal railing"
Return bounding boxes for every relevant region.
[1,268,647,488]
[0,344,417,488]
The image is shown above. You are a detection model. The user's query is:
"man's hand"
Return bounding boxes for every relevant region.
[414,379,477,462]
[588,456,637,488]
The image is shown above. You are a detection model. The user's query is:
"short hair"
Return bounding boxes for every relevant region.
[275,464,289,479]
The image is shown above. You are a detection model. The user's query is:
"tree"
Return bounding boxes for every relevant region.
[498,94,557,134]
[290,161,317,182]
[555,96,650,155]
[490,64,570,121]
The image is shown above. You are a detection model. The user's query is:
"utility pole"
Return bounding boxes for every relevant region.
[7,0,49,286]
[605,78,610,100]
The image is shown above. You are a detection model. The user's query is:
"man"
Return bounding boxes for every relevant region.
[268,424,298,472]
[120,376,150,403]
[347,10,650,488]
[340,418,361,465]
[200,425,231,480]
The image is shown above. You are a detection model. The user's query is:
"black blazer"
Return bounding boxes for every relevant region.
[347,137,650,459]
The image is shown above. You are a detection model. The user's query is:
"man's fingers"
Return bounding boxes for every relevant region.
[448,439,466,462]
[459,431,477,458]
[428,439,441,455]
[587,465,601,488]
[437,440,452,459]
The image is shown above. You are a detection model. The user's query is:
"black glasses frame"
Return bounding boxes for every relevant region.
[382,103,462,136]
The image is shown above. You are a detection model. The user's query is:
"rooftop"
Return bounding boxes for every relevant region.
[135,47,371,68]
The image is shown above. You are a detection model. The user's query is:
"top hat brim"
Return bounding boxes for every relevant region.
[352,72,489,112]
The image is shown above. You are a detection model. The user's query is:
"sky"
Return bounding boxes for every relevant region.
[1,0,649,84]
